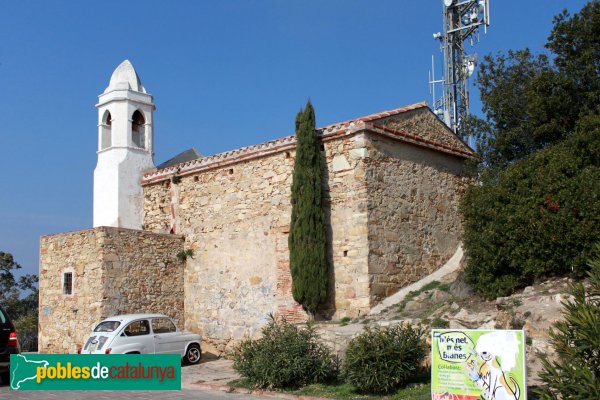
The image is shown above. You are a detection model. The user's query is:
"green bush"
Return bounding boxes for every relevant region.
[462,114,600,298]
[536,243,600,399]
[232,317,337,389]
[342,323,427,394]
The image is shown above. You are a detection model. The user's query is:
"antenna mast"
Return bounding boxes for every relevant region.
[429,0,490,137]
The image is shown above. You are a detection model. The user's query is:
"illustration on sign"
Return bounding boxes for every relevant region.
[431,329,526,400]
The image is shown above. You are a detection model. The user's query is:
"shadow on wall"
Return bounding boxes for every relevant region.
[317,150,335,321]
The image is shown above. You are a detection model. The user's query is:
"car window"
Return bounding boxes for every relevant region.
[123,320,150,336]
[0,308,6,324]
[151,318,176,334]
[94,321,121,332]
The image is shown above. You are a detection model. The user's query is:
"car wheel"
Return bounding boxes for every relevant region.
[184,344,201,365]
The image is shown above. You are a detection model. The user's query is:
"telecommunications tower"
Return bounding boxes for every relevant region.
[429,0,490,136]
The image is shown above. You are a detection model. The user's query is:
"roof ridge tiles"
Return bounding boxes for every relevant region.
[142,101,433,183]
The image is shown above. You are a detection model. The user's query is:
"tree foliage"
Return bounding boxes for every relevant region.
[471,1,600,176]
[463,114,600,297]
[535,243,600,399]
[462,1,600,297]
[288,101,329,315]
[0,251,39,351]
[0,251,38,314]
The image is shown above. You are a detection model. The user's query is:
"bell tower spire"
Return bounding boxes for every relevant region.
[93,60,155,229]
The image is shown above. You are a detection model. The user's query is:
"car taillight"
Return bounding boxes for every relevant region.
[105,348,111,354]
[8,331,18,346]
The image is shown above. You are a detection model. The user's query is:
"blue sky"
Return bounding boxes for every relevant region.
[0,0,589,277]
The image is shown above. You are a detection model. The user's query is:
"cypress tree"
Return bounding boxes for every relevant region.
[288,100,328,316]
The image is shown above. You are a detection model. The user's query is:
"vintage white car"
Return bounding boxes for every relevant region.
[80,314,202,364]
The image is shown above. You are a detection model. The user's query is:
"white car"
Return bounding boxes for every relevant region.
[80,314,202,364]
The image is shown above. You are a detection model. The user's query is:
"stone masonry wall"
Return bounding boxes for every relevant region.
[39,229,106,354]
[143,133,371,354]
[39,227,184,353]
[100,228,185,325]
[378,107,472,154]
[365,134,471,301]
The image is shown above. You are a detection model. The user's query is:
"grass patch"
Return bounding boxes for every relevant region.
[397,281,450,313]
[229,379,431,399]
[340,317,352,326]
[430,317,449,329]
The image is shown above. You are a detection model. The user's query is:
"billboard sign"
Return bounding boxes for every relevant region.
[431,329,526,400]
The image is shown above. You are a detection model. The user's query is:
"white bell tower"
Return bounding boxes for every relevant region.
[93,60,155,229]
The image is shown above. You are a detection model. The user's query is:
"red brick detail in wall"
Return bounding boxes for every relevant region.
[276,260,292,297]
[274,304,307,324]
[273,229,308,324]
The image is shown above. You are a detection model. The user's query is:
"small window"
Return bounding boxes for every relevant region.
[343,250,348,257]
[124,320,150,336]
[228,168,233,175]
[63,272,73,295]
[152,318,176,334]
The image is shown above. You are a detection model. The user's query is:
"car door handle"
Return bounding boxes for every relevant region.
[154,335,160,338]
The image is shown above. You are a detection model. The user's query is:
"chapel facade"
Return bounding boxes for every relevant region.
[39,61,474,354]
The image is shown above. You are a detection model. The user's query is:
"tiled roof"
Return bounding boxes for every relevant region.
[142,101,473,185]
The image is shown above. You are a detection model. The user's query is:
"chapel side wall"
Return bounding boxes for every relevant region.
[365,134,472,302]
[39,229,108,354]
[143,133,370,354]
[100,228,185,327]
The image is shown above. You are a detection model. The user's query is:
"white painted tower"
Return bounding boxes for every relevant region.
[93,60,155,229]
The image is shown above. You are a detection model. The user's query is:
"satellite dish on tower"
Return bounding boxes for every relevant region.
[444,0,454,7]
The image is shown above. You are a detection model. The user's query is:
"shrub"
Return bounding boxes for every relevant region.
[462,114,600,298]
[536,243,600,399]
[232,317,337,389]
[342,323,427,394]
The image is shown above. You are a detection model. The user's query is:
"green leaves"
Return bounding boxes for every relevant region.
[535,243,600,399]
[232,318,337,389]
[462,115,600,298]
[289,100,329,315]
[474,1,600,175]
[463,2,600,298]
[0,251,39,351]
[342,324,427,394]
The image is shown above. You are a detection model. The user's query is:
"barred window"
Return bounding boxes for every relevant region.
[63,272,73,295]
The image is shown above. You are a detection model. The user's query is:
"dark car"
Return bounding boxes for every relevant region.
[0,305,20,383]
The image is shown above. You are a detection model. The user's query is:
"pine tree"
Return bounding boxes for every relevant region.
[288,100,328,316]
[536,243,600,399]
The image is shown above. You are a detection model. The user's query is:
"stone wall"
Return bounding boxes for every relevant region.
[38,227,184,353]
[143,133,371,354]
[364,134,471,301]
[377,107,472,154]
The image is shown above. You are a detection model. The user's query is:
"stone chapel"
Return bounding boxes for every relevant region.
[39,60,474,354]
